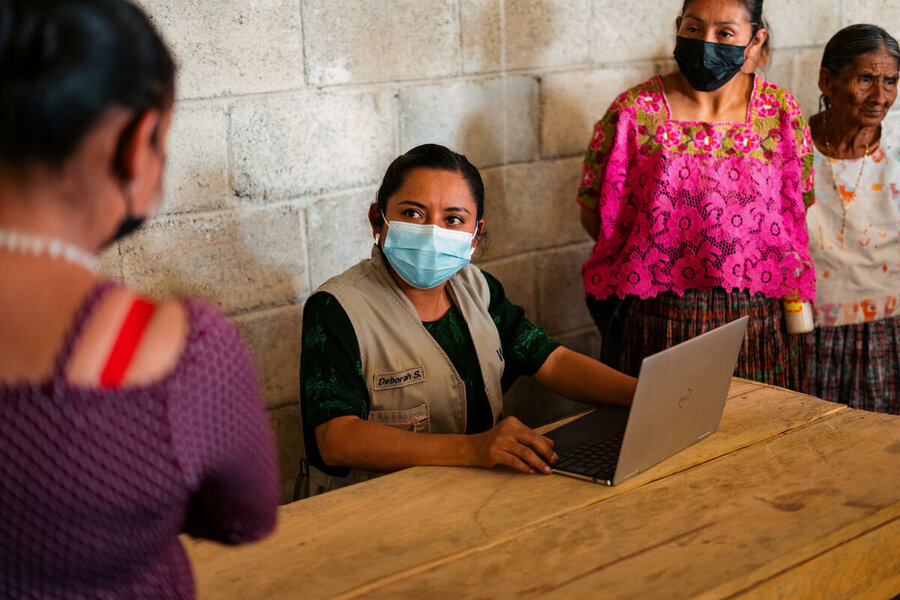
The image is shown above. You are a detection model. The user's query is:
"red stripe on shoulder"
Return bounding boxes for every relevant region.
[99,298,157,389]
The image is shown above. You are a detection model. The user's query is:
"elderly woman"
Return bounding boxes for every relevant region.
[578,0,815,389]
[0,1,278,597]
[804,24,900,413]
[299,144,637,495]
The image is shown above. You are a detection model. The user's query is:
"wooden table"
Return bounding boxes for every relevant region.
[184,379,900,599]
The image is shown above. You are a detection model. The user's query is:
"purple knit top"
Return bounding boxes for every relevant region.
[0,281,279,599]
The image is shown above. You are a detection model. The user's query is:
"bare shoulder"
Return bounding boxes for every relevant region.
[66,287,189,387]
[127,296,189,385]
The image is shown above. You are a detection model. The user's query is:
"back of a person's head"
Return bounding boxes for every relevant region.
[0,0,175,170]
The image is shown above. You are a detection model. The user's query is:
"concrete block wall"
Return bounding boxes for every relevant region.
[108,0,900,501]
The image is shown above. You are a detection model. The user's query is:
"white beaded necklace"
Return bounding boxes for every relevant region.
[0,228,98,272]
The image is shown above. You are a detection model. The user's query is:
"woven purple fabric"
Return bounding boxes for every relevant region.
[0,281,279,599]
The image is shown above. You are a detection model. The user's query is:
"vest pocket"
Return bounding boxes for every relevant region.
[369,403,431,433]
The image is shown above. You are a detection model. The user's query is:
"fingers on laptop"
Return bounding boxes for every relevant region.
[489,417,558,475]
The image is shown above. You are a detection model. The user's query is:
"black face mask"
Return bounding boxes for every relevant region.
[108,121,162,245]
[673,36,748,92]
[105,186,148,246]
[111,213,147,243]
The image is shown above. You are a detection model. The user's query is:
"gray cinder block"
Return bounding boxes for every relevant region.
[540,65,658,158]
[400,76,538,168]
[303,0,459,86]
[162,101,230,214]
[229,91,398,201]
[234,305,304,409]
[536,241,596,334]
[136,0,304,98]
[306,189,378,289]
[461,0,591,73]
[481,158,589,261]
[120,205,308,314]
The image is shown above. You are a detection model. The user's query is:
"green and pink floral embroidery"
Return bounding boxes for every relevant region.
[578,75,816,302]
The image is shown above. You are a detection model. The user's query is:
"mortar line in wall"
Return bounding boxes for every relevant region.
[481,153,584,171]
[158,180,383,220]
[228,301,304,320]
[298,0,311,87]
[499,0,509,166]
[317,180,380,195]
[175,46,826,105]
[153,197,313,222]
[162,147,597,223]
[226,299,304,320]
[456,0,464,76]
[300,207,314,296]
[396,86,403,154]
[266,400,300,413]
[224,102,235,207]
[476,240,595,267]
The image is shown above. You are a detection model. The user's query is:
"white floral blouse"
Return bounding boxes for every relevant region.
[807,121,900,327]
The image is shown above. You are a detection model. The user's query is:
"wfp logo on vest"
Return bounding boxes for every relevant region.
[373,365,427,390]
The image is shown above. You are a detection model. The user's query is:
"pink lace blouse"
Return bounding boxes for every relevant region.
[578,75,816,302]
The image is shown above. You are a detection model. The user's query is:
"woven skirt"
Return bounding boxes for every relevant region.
[804,316,900,414]
[589,289,805,391]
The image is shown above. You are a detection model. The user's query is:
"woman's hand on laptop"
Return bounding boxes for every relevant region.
[467,417,558,475]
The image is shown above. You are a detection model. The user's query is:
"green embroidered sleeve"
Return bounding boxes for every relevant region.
[577,107,621,213]
[481,270,560,389]
[299,292,368,475]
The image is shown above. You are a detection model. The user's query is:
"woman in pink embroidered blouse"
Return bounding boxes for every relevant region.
[578,0,815,389]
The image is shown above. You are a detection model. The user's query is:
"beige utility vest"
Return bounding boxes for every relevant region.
[309,245,505,494]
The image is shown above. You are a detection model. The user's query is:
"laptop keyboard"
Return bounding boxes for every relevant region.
[554,430,625,481]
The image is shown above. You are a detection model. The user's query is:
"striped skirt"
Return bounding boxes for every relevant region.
[804,316,900,414]
[590,289,805,391]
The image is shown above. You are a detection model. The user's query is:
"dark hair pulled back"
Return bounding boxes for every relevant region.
[681,0,764,36]
[375,144,485,226]
[0,0,175,168]
[819,24,900,111]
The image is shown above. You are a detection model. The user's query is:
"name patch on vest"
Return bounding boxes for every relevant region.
[373,366,427,390]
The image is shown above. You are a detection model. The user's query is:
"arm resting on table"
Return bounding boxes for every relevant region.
[534,346,636,407]
[316,415,559,476]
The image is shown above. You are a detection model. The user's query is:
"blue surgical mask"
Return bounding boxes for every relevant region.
[381,220,477,289]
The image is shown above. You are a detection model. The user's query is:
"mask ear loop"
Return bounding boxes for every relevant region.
[376,210,389,245]
[467,222,481,259]
[744,26,762,61]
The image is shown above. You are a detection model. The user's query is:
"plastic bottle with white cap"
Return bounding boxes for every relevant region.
[782,295,814,334]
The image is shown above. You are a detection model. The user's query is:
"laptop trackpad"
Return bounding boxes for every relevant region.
[545,406,629,450]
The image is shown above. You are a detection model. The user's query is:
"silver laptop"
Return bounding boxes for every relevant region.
[547,316,749,485]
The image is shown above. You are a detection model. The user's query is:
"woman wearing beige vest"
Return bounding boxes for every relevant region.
[299,144,637,495]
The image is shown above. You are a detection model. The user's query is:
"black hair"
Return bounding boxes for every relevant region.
[0,0,175,169]
[374,144,485,227]
[681,0,764,36]
[820,24,900,111]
